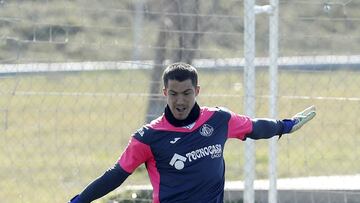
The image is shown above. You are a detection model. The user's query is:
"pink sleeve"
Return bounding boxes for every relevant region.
[118,137,152,173]
[227,112,253,140]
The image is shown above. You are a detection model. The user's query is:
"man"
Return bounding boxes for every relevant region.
[69,63,316,203]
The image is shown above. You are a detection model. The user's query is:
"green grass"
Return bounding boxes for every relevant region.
[1,68,360,202]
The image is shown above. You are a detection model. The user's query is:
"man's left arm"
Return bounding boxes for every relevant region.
[246,106,316,140]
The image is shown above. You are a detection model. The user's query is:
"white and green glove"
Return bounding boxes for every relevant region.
[282,105,317,134]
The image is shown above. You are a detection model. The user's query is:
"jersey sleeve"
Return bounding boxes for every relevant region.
[225,109,253,140]
[117,135,153,173]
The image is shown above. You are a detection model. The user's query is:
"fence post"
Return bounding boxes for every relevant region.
[268,0,279,203]
[244,0,256,203]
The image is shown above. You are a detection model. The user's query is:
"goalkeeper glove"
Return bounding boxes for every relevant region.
[282,105,316,134]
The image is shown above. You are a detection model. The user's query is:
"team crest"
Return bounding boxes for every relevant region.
[200,124,214,137]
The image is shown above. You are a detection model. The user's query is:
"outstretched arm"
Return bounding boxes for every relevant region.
[246,106,316,140]
[69,163,130,203]
[69,134,152,203]
[246,118,284,139]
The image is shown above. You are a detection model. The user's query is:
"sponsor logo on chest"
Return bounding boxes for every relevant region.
[169,144,223,170]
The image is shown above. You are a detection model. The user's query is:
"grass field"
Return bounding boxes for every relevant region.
[1,68,360,203]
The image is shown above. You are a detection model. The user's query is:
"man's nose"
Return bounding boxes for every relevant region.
[176,95,185,104]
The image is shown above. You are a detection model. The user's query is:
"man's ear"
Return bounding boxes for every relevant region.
[163,88,167,96]
[195,85,200,97]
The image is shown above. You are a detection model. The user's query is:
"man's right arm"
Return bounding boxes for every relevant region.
[69,163,130,203]
[70,132,153,203]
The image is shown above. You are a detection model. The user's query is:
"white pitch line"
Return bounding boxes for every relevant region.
[281,95,360,101]
[1,91,359,101]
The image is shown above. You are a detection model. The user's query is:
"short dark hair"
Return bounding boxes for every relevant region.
[162,63,198,88]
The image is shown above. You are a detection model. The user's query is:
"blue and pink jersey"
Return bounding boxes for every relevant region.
[118,106,253,203]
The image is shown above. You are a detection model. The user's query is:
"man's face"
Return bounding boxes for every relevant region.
[163,79,200,120]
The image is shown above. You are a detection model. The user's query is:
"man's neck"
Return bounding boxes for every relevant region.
[164,103,200,127]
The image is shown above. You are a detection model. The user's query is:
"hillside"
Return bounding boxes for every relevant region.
[1,0,360,63]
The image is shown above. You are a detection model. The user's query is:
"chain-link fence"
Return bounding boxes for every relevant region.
[1,0,360,203]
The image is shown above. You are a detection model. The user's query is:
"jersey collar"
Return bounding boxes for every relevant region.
[164,102,200,127]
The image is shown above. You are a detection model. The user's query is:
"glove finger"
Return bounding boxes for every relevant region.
[295,105,316,117]
[304,111,316,122]
[291,110,316,132]
[299,111,316,125]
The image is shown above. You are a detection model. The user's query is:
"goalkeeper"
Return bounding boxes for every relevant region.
[69,63,316,203]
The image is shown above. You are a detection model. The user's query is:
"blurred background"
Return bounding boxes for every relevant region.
[1,0,360,202]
